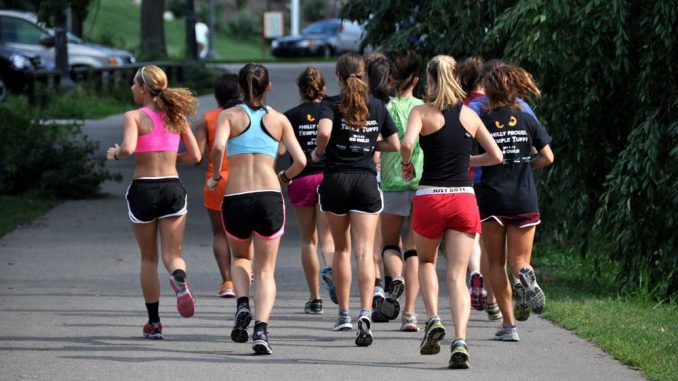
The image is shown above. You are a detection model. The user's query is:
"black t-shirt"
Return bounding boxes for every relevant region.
[284,102,325,178]
[476,106,552,215]
[319,95,397,174]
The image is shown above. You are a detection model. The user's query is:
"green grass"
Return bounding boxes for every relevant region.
[534,245,678,381]
[0,195,58,237]
[83,1,272,61]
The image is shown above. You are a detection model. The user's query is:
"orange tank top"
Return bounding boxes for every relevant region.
[205,108,229,179]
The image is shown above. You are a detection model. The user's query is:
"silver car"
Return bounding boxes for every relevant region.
[0,10,136,69]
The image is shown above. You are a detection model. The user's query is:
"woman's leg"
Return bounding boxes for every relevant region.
[229,238,254,299]
[325,213,351,311]
[251,236,281,323]
[208,209,232,283]
[413,232,441,319]
[349,212,380,311]
[372,217,384,284]
[159,215,195,318]
[316,204,335,266]
[381,212,405,281]
[132,221,160,303]
[506,225,536,279]
[402,223,419,314]
[295,205,321,300]
[444,230,475,340]
[482,221,513,326]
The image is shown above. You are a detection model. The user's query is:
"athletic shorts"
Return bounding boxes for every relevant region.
[481,212,541,228]
[318,171,383,215]
[221,190,285,241]
[382,190,416,216]
[125,177,187,224]
[412,187,481,238]
[204,174,227,211]
[287,172,323,208]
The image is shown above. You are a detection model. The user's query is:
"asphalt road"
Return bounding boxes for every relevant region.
[0,62,645,380]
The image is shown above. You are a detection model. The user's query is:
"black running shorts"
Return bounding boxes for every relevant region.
[125,177,187,223]
[221,191,285,241]
[318,171,383,215]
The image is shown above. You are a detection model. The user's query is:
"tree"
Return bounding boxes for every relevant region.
[140,0,167,60]
[69,0,93,38]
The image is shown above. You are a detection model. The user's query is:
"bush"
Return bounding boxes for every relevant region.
[228,10,260,39]
[166,0,185,18]
[304,0,329,23]
[0,96,120,199]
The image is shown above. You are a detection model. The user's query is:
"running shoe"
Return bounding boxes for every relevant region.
[420,316,446,355]
[485,303,502,321]
[372,286,385,314]
[332,312,353,331]
[448,338,470,369]
[469,272,487,311]
[143,321,163,340]
[513,282,531,321]
[321,267,337,304]
[494,325,520,342]
[381,277,404,320]
[400,311,419,332]
[371,310,389,323]
[218,281,235,298]
[519,267,545,314]
[231,303,252,343]
[169,276,195,318]
[355,313,373,347]
[304,299,323,315]
[252,329,272,355]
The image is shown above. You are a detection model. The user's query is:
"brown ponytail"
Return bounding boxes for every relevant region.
[389,49,422,94]
[458,56,485,94]
[482,65,541,109]
[135,65,198,133]
[239,63,269,109]
[297,66,325,102]
[336,53,369,128]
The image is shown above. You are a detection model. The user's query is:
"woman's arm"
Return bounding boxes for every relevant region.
[107,111,138,160]
[177,117,201,164]
[312,118,332,162]
[460,106,503,166]
[531,144,554,169]
[400,106,423,165]
[194,117,208,165]
[207,110,231,190]
[375,133,399,152]
[279,115,307,180]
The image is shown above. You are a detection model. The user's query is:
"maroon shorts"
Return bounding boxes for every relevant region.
[288,172,323,207]
[412,187,481,239]
[480,212,541,228]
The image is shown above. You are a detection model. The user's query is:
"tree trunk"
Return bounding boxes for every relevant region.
[140,0,167,60]
[185,0,197,61]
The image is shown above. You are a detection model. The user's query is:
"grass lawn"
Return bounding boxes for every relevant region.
[83,1,272,61]
[0,195,58,237]
[533,245,678,381]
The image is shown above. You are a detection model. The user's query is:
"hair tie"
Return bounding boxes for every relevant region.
[350,74,356,78]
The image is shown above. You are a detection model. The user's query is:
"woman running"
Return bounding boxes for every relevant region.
[208,63,307,355]
[106,65,200,340]
[378,50,424,330]
[477,64,554,342]
[195,73,241,298]
[282,66,336,313]
[314,52,400,347]
[401,55,502,368]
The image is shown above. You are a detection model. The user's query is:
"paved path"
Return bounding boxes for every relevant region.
[0,62,644,380]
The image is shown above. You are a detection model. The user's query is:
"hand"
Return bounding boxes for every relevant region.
[311,149,325,163]
[401,162,415,182]
[106,144,121,161]
[206,177,219,191]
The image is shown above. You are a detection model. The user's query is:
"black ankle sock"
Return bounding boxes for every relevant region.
[254,321,268,332]
[385,276,393,292]
[146,301,160,323]
[237,296,249,308]
[172,269,186,283]
[375,278,383,288]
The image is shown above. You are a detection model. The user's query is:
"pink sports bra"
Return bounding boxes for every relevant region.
[135,107,181,153]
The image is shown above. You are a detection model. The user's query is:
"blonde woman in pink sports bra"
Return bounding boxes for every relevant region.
[106,65,201,340]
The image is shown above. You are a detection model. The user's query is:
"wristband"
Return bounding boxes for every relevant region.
[278,170,292,185]
[212,175,221,182]
[401,159,411,166]
[114,152,120,160]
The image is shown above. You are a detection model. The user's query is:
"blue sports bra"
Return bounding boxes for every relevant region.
[227,104,279,158]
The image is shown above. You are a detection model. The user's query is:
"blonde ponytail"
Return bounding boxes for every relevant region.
[425,55,466,111]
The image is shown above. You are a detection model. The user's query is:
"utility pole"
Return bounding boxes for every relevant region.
[206,0,217,59]
[185,0,197,61]
[54,9,74,87]
[291,0,299,35]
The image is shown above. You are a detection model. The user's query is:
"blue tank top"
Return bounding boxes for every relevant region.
[227,104,279,158]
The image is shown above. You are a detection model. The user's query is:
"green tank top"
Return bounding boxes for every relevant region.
[381,97,425,191]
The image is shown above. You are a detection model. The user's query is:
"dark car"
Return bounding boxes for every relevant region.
[270,19,364,58]
[0,45,47,100]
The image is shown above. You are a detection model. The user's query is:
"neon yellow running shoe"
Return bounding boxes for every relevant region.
[420,316,446,355]
[449,338,469,369]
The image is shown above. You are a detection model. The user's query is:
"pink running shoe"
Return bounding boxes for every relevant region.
[169,276,195,318]
[143,321,163,339]
[469,272,487,311]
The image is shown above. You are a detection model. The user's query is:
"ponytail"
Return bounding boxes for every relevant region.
[136,65,197,133]
[482,65,540,109]
[239,63,269,109]
[425,55,465,111]
[336,53,369,128]
[297,66,325,101]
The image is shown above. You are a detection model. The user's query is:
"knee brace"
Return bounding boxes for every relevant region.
[403,249,418,261]
[382,245,402,259]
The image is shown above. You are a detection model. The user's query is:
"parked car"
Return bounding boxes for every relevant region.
[0,10,136,70]
[0,44,48,100]
[270,19,364,58]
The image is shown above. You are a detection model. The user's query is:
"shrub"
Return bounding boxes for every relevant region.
[0,96,120,199]
[228,10,260,39]
[303,0,329,23]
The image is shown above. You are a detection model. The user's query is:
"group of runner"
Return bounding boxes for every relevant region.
[107,49,554,368]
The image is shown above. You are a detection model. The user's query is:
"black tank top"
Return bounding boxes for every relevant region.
[419,104,473,187]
